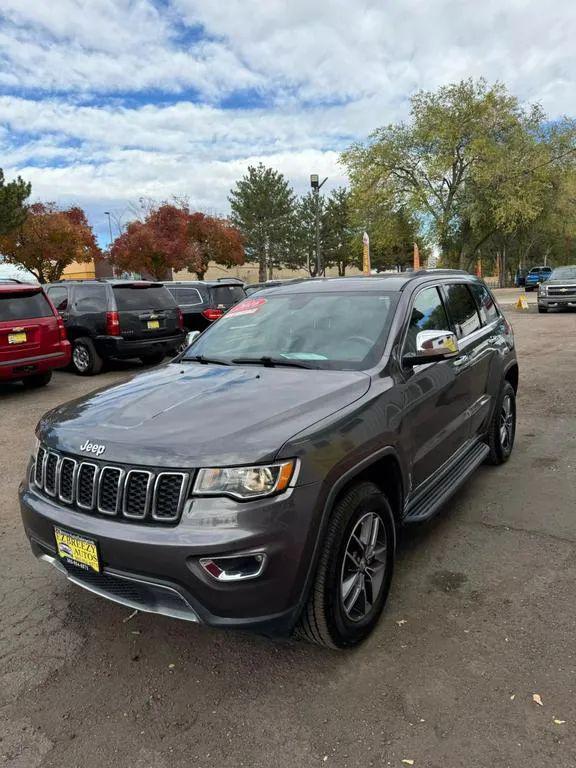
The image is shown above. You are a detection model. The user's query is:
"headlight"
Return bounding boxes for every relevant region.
[193,460,296,500]
[539,284,548,295]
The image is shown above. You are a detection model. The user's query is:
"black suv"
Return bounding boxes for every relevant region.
[165,279,246,332]
[21,271,518,648]
[45,280,186,375]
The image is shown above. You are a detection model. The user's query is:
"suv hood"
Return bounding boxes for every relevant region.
[38,363,371,468]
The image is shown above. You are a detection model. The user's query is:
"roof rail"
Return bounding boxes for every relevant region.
[413,268,470,276]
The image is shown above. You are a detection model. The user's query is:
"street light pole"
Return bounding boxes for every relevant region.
[310,174,328,276]
[104,212,113,249]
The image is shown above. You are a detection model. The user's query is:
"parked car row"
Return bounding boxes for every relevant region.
[1,277,250,386]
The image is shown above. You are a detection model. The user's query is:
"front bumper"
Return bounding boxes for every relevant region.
[537,295,576,308]
[95,333,186,360]
[20,479,322,633]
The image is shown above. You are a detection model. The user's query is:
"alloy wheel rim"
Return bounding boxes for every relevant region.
[73,345,90,372]
[500,394,514,450]
[340,511,387,623]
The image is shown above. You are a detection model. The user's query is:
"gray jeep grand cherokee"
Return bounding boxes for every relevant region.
[20,271,518,648]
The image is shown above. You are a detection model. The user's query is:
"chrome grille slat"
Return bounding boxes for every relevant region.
[35,446,46,487]
[32,446,187,524]
[152,473,187,521]
[76,462,99,510]
[123,470,153,519]
[44,452,60,497]
[58,458,77,504]
[97,466,124,516]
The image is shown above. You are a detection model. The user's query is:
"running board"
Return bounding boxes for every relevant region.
[403,441,490,523]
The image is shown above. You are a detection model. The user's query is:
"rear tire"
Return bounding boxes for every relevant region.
[139,350,165,366]
[295,482,396,649]
[486,381,516,465]
[71,337,103,376]
[22,371,52,389]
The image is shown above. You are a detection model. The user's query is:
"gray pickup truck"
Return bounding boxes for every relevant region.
[538,265,576,313]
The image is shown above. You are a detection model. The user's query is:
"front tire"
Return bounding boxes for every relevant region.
[486,381,516,465]
[22,371,52,389]
[295,482,396,649]
[71,337,103,376]
[538,305,548,313]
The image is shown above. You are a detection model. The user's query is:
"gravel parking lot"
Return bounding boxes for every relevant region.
[1,306,575,768]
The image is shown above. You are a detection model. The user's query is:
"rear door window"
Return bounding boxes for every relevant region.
[0,291,54,321]
[443,284,482,339]
[167,287,204,306]
[469,283,499,325]
[46,286,69,311]
[211,285,246,306]
[73,284,108,312]
[113,285,176,310]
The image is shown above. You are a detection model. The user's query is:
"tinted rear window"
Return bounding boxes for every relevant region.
[167,287,205,306]
[75,284,108,312]
[113,286,176,311]
[211,285,246,305]
[0,291,53,321]
[443,284,482,338]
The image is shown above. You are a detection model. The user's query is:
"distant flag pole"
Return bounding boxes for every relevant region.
[413,242,420,270]
[362,232,371,275]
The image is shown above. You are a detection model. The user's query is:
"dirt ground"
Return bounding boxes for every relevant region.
[1,306,575,768]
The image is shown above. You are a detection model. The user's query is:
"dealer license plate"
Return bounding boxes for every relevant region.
[8,332,27,344]
[54,527,100,573]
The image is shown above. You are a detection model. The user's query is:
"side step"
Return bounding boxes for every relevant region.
[403,441,490,523]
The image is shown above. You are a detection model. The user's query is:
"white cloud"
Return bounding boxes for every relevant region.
[1,0,575,241]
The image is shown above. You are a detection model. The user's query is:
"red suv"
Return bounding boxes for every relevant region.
[0,280,71,388]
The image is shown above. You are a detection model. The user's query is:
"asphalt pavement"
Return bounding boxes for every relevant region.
[1,308,575,768]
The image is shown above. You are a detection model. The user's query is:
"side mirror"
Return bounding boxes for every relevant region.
[404,330,459,366]
[186,330,200,346]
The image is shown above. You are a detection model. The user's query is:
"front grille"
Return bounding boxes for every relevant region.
[548,286,576,298]
[33,446,189,525]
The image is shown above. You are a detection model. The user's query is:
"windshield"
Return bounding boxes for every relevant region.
[183,291,398,370]
[550,266,576,281]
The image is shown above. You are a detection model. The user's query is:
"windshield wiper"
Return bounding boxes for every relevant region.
[181,354,233,366]
[231,356,316,369]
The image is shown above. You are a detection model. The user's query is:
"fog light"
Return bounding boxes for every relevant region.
[199,553,266,582]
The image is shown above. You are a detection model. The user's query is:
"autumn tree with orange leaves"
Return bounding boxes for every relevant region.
[188,212,244,279]
[110,203,244,280]
[0,202,100,283]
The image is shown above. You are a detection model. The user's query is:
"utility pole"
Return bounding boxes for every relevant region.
[310,174,328,276]
[104,211,113,248]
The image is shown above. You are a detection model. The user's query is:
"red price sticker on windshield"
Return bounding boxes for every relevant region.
[228,298,267,316]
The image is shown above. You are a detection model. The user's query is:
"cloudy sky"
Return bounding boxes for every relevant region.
[0,0,574,244]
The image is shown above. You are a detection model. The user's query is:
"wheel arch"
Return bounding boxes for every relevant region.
[504,362,519,393]
[294,447,405,624]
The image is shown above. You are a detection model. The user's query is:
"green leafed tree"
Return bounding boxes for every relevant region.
[342,78,576,272]
[322,188,356,276]
[229,163,297,281]
[0,169,31,235]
